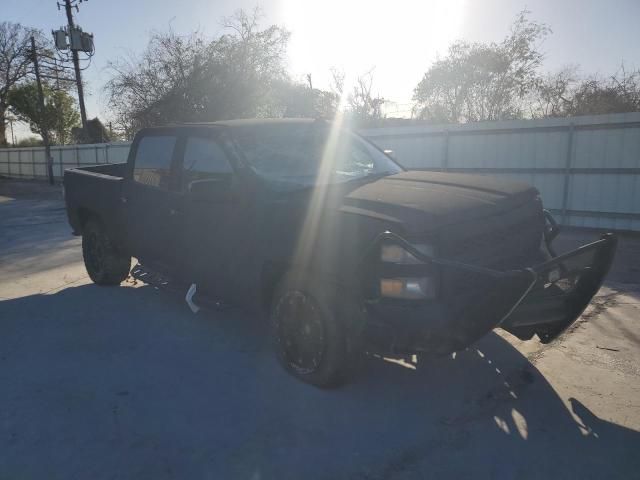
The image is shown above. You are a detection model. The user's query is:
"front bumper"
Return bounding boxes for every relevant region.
[360,229,617,355]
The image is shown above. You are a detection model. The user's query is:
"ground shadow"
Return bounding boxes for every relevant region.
[1,284,639,479]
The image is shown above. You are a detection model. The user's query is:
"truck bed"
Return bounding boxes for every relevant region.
[63,163,127,237]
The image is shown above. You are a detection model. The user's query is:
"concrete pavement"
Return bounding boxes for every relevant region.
[1,178,639,479]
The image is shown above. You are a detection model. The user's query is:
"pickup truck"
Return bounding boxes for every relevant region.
[64,118,617,387]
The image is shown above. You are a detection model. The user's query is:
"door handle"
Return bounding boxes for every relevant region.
[120,196,128,204]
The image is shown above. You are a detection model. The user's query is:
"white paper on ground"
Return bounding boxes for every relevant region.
[185,283,200,313]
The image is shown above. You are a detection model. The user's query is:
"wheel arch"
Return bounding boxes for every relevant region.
[260,260,361,316]
[76,207,101,234]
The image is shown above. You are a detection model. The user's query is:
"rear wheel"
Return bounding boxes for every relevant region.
[271,274,362,388]
[82,219,131,285]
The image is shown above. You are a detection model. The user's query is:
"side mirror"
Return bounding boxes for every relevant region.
[188,175,233,200]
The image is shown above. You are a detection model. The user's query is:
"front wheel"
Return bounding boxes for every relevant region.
[82,219,131,285]
[271,275,362,388]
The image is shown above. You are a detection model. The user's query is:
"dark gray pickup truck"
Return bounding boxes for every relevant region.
[64,118,616,387]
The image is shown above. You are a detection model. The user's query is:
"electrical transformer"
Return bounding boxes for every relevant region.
[52,29,68,50]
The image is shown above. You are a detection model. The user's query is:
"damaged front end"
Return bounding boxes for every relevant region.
[499,232,616,343]
[359,218,617,355]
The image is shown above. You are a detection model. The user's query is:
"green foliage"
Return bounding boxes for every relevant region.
[267,79,339,119]
[413,11,551,123]
[8,82,80,145]
[0,22,41,146]
[105,8,307,137]
[413,10,640,123]
[73,117,111,144]
[103,7,639,133]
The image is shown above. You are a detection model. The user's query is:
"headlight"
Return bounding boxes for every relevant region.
[379,243,437,299]
[380,277,436,300]
[381,243,434,263]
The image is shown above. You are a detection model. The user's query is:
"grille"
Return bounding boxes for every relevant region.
[437,200,544,270]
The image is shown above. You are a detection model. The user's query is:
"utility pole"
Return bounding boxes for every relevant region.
[31,36,55,185]
[62,0,88,135]
[52,57,66,145]
[8,118,15,146]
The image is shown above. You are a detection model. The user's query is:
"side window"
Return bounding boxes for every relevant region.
[182,136,233,190]
[133,135,177,189]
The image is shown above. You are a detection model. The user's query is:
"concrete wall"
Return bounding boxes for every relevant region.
[0,142,131,181]
[2,112,639,231]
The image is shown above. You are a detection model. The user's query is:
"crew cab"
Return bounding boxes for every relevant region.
[64,118,617,387]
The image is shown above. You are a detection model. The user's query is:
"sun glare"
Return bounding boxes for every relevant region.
[291,111,346,270]
[282,0,466,107]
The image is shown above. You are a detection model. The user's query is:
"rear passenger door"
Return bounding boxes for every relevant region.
[123,130,181,268]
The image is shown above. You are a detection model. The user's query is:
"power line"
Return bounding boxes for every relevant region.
[39,73,76,82]
[51,0,95,135]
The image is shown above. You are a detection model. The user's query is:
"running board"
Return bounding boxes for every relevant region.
[131,262,179,292]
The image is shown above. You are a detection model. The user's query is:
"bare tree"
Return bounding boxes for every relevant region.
[105,8,291,137]
[528,66,578,118]
[528,64,640,118]
[567,65,640,116]
[329,67,345,98]
[347,70,386,126]
[104,29,208,137]
[0,22,38,146]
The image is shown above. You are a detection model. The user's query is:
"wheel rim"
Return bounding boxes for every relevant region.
[275,290,326,375]
[86,231,105,275]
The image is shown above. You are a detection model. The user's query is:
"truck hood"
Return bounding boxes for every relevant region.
[339,171,540,234]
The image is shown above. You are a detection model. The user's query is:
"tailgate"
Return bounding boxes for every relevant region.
[64,164,126,235]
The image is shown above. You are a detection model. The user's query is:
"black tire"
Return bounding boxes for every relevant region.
[270,273,363,388]
[82,219,131,286]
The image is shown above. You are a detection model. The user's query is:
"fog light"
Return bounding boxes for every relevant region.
[380,277,435,300]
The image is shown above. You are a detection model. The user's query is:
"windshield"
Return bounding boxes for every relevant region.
[232,123,403,186]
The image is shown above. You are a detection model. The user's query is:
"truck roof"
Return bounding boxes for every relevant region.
[175,118,319,129]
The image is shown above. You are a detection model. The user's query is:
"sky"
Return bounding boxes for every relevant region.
[3,0,640,139]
